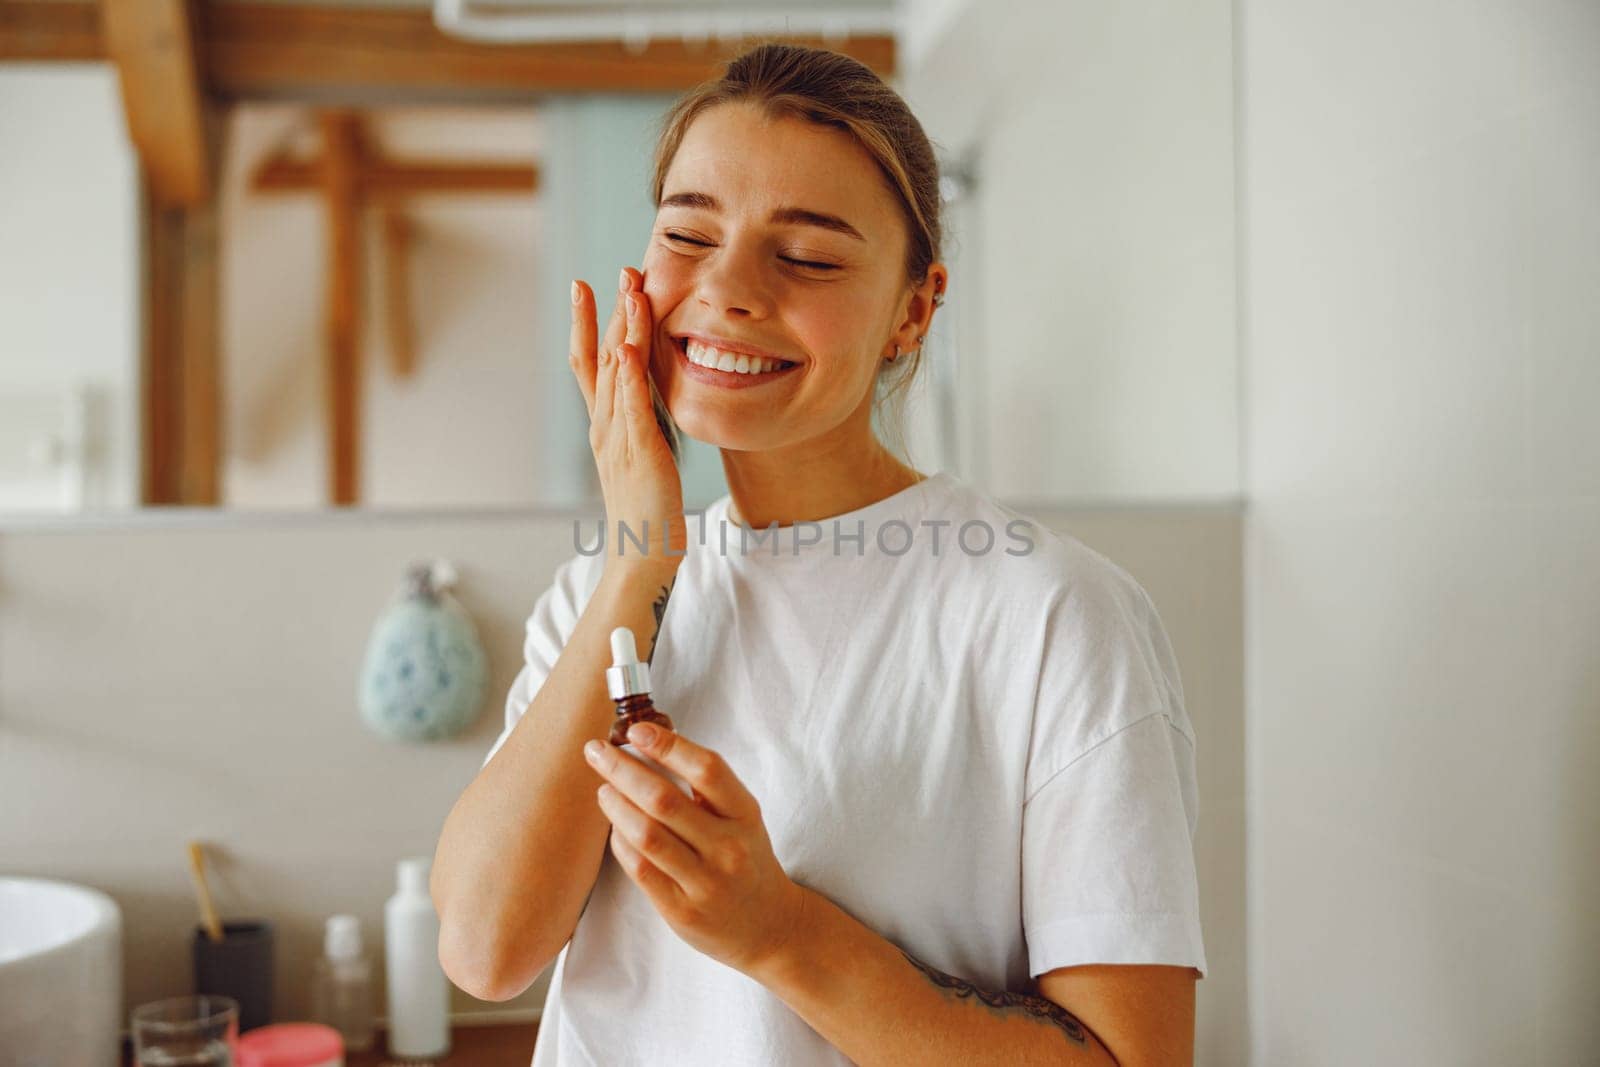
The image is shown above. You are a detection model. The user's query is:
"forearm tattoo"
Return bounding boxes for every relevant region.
[646,577,674,665]
[899,950,1090,1048]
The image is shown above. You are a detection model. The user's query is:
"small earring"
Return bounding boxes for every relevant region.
[933,293,945,307]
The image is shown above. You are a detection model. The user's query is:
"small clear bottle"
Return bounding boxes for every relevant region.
[311,914,376,1052]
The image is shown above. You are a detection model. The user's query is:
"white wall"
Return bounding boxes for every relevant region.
[0,64,140,511]
[1241,1,1600,1063]
[901,0,1241,504]
[0,502,1240,1045]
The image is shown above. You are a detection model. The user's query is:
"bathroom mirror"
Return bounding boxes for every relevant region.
[2,69,711,515]
[0,0,1240,519]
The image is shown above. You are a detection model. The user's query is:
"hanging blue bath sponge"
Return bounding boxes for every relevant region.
[358,560,488,742]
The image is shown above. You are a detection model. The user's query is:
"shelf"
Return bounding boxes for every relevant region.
[122,1020,540,1066]
[348,1021,540,1065]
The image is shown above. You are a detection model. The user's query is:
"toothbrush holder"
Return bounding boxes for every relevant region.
[192,919,275,1032]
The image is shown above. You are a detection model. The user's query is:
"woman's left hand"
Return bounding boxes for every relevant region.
[583,723,809,977]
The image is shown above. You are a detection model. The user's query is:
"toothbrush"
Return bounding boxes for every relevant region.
[186,840,226,943]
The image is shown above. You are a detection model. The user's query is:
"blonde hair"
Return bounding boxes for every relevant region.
[645,41,944,463]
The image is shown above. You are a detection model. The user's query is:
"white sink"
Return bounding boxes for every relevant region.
[0,876,123,1067]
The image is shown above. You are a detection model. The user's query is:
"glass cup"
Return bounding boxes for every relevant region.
[130,995,239,1067]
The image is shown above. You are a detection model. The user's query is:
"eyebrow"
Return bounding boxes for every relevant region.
[659,191,867,242]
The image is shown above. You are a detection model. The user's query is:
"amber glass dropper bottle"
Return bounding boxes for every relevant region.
[605,626,694,798]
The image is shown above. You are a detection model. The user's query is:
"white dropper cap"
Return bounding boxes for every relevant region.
[325,914,363,961]
[605,626,651,698]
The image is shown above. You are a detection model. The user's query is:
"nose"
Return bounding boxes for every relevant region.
[695,237,774,320]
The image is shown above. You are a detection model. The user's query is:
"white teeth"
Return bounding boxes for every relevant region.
[683,339,790,375]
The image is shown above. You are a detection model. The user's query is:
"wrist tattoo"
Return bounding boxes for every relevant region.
[899,950,1089,1048]
[646,577,674,665]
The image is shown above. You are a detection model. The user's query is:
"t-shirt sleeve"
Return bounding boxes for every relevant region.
[481,552,600,770]
[1018,545,1206,980]
[1021,710,1208,980]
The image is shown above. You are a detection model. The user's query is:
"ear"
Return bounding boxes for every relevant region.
[884,263,950,359]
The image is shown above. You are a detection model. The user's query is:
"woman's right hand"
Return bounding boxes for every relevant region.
[570,268,687,578]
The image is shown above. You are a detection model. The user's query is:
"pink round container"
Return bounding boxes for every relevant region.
[235,1022,344,1067]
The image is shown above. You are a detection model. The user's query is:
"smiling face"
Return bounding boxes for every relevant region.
[641,101,921,454]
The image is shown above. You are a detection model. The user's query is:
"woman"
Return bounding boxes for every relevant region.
[433,42,1207,1066]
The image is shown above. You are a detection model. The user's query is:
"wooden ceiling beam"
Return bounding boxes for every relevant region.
[201,5,895,99]
[320,111,364,507]
[382,209,416,379]
[3,3,895,99]
[102,0,215,207]
[140,192,222,506]
[253,158,538,196]
[0,1,104,60]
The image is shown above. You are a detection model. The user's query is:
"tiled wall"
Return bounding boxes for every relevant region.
[0,501,1244,1058]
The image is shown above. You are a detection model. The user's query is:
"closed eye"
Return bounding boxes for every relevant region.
[664,232,839,272]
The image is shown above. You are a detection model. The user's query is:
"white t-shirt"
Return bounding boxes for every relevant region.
[483,471,1207,1066]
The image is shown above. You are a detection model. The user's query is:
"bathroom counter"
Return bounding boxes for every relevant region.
[120,1020,540,1065]
[347,1020,540,1064]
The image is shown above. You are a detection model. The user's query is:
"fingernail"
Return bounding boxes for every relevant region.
[619,268,630,292]
[628,723,656,747]
[584,740,603,760]
[571,280,580,305]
